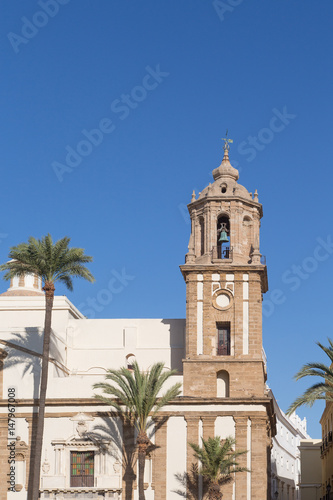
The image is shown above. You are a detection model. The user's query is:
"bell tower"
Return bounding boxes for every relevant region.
[180,138,268,398]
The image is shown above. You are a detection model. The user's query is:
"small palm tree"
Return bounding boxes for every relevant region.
[93,360,182,500]
[189,435,249,500]
[0,234,95,500]
[287,338,333,415]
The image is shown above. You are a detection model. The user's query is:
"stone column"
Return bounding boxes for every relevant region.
[184,415,200,500]
[152,417,168,500]
[235,416,248,500]
[251,417,268,500]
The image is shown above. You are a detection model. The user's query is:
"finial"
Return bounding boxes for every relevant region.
[191,190,196,202]
[212,131,239,182]
[222,129,233,152]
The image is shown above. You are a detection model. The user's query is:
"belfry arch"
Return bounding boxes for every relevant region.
[217,214,230,259]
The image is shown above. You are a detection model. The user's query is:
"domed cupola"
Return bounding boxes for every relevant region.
[0,263,43,296]
[184,135,263,266]
[212,138,239,182]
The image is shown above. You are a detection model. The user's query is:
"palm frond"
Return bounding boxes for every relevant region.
[189,436,249,484]
[287,338,333,415]
[0,234,95,291]
[93,361,181,435]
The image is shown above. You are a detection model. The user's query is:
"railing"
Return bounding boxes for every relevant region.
[217,345,230,356]
[321,432,333,455]
[212,246,233,261]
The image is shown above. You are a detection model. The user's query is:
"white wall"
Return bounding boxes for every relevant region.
[167,416,187,499]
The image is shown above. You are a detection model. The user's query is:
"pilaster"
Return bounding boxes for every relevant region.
[235,416,248,500]
[251,416,268,500]
[184,415,200,500]
[202,415,215,441]
[153,417,168,500]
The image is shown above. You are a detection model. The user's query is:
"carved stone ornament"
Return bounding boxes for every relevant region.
[70,412,94,438]
[113,460,121,474]
[15,437,28,460]
[76,421,88,437]
[42,458,50,474]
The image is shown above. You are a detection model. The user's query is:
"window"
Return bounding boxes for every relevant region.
[199,217,204,256]
[70,451,94,487]
[217,323,230,355]
[126,353,136,370]
[217,370,230,397]
[217,215,230,259]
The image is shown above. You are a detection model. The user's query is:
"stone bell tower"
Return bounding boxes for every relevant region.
[180,138,274,500]
[180,138,268,397]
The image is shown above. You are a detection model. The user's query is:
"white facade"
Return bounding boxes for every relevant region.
[0,290,186,499]
[270,390,309,500]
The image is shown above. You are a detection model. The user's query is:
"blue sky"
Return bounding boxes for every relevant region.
[1,0,333,437]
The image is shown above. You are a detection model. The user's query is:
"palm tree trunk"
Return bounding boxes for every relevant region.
[137,431,150,500]
[29,282,54,500]
[208,482,223,500]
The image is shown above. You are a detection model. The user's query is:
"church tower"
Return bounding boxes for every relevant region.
[180,138,274,499]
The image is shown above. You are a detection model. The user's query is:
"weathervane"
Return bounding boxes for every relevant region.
[222,129,233,152]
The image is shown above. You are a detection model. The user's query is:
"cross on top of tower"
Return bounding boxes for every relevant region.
[222,130,233,152]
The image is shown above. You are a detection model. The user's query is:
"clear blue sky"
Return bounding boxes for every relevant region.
[1,0,333,437]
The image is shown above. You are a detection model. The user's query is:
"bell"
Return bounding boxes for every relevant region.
[218,230,229,243]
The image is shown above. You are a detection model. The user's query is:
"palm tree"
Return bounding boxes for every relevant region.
[0,234,95,500]
[93,360,182,500]
[287,338,333,415]
[189,435,249,500]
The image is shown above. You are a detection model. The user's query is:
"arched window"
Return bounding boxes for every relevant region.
[126,354,136,370]
[199,217,204,256]
[217,370,229,397]
[243,215,252,249]
[217,215,230,259]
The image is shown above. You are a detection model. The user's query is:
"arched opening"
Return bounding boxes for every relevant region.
[126,353,136,370]
[199,217,204,256]
[243,215,252,252]
[217,215,230,259]
[217,370,229,397]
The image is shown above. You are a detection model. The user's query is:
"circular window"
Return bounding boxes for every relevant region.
[212,289,233,311]
[216,293,230,308]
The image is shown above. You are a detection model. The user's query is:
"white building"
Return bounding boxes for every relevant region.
[0,284,185,499]
[270,390,309,500]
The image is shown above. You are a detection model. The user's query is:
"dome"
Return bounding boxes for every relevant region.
[197,143,251,201]
[0,273,44,297]
[212,146,239,182]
